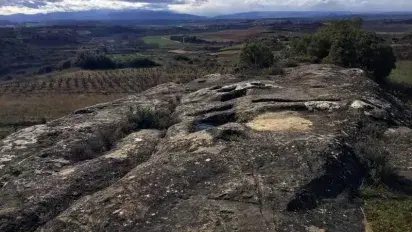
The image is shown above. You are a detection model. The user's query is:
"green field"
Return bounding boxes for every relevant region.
[142,36,182,48]
[389,61,412,84]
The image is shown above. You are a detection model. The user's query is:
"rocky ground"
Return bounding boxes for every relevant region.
[0,64,411,232]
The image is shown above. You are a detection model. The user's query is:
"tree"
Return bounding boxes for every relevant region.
[127,56,159,68]
[239,42,274,69]
[289,19,396,81]
[74,51,116,70]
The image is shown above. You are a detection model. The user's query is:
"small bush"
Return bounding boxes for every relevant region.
[355,143,397,186]
[123,106,176,133]
[37,65,54,74]
[127,56,158,68]
[113,55,159,68]
[239,41,274,70]
[173,54,191,62]
[57,59,72,70]
[68,127,124,162]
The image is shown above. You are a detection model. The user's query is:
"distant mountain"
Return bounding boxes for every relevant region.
[215,11,354,19]
[2,10,411,23]
[0,20,11,25]
[0,10,205,23]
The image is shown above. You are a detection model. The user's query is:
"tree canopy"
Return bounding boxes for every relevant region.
[239,42,274,70]
[289,18,396,80]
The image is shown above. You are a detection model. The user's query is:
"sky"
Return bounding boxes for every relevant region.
[0,0,411,16]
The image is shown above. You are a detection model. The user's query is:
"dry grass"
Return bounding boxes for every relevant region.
[0,93,126,123]
[0,93,126,139]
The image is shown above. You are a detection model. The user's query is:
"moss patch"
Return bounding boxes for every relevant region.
[362,187,412,232]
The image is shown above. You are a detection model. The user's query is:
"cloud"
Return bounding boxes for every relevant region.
[0,0,411,15]
[171,0,412,15]
[0,0,210,14]
[0,0,149,14]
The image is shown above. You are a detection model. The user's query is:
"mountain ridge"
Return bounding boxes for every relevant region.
[214,10,354,19]
[1,9,412,23]
[0,9,206,23]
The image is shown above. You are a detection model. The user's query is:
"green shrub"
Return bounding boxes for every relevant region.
[128,56,158,68]
[289,19,396,81]
[123,107,176,133]
[112,55,159,68]
[74,51,116,70]
[173,54,191,62]
[239,41,274,69]
[37,65,54,74]
[57,59,72,70]
[355,143,397,186]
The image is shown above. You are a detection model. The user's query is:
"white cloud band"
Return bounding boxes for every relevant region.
[0,0,411,16]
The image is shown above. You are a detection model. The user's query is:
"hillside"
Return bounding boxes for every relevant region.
[1,65,411,232]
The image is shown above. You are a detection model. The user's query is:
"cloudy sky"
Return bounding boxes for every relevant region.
[0,0,411,16]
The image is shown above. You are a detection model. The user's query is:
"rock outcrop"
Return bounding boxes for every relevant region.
[0,65,411,232]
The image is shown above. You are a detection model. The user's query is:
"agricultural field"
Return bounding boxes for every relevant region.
[0,93,125,139]
[195,27,270,42]
[0,66,224,95]
[0,23,240,139]
[0,64,227,139]
[142,36,183,48]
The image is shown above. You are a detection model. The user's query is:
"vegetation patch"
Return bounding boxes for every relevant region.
[287,18,396,81]
[123,106,178,133]
[389,61,412,85]
[238,41,275,70]
[74,51,117,70]
[362,187,412,232]
[111,54,159,68]
[354,135,412,232]
[173,54,191,62]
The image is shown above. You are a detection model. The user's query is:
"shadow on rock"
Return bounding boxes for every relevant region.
[287,148,364,211]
